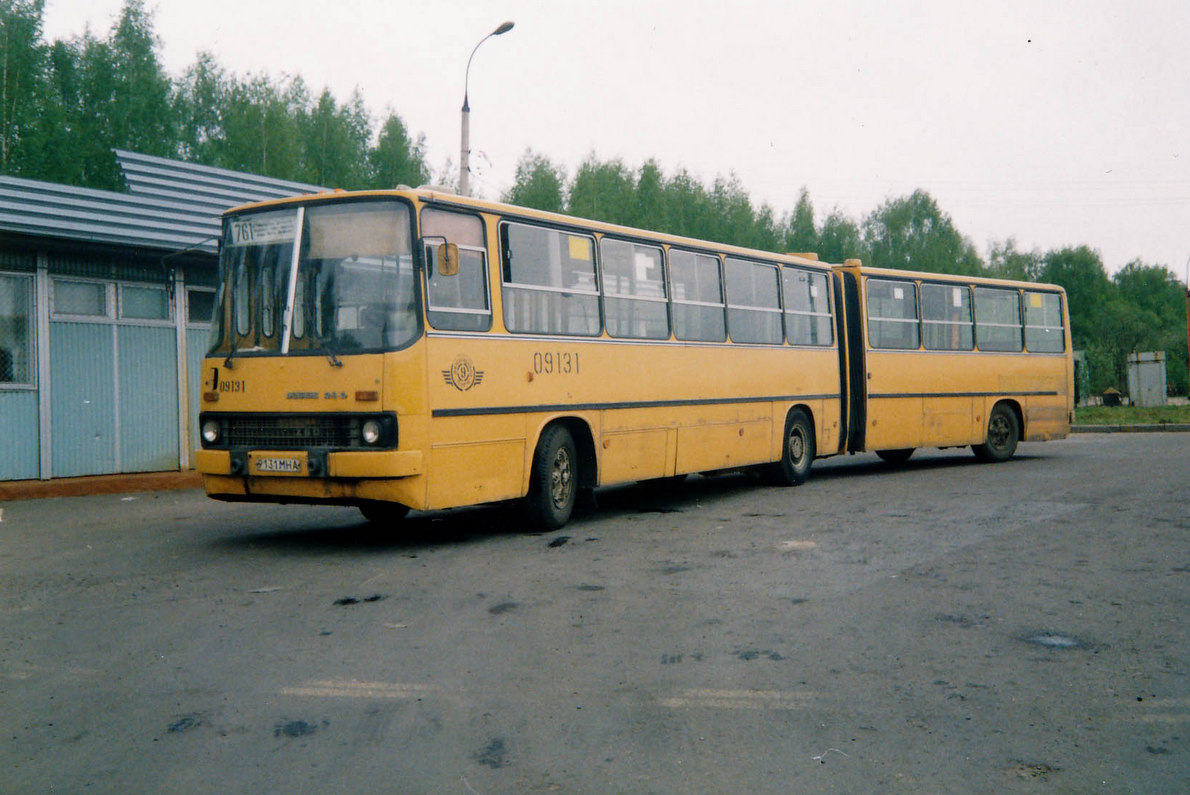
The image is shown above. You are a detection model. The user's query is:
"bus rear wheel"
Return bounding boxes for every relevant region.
[765,409,815,486]
[973,403,1020,463]
[525,424,578,530]
[876,448,915,464]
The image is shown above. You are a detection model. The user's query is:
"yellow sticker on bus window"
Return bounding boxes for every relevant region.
[568,236,590,261]
[1030,293,1043,308]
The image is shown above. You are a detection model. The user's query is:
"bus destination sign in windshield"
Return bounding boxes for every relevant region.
[229,214,296,247]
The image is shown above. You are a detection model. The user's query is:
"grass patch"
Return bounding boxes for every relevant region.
[1074,405,1190,425]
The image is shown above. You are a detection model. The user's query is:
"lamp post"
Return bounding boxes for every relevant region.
[459,21,514,197]
[1185,254,1189,397]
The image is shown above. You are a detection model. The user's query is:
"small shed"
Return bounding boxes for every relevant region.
[1127,351,1167,408]
[0,152,320,482]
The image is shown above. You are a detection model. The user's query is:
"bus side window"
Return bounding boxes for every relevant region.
[783,267,833,346]
[500,222,600,336]
[1024,291,1065,352]
[867,278,920,349]
[921,283,973,351]
[669,249,726,342]
[601,238,668,339]
[973,287,1023,352]
[422,208,491,332]
[725,258,783,344]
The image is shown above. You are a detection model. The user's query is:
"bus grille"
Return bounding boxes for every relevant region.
[223,415,361,448]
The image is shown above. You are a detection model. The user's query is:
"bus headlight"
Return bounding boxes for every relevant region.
[201,419,222,445]
[361,419,384,446]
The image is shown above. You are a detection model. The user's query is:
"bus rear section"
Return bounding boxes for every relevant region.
[833,261,1073,463]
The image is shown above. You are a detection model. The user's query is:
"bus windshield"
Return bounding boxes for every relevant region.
[208,200,419,359]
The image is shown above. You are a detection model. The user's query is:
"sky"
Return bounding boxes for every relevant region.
[40,0,1190,280]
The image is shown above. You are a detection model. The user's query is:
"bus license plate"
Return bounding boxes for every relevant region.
[255,457,303,474]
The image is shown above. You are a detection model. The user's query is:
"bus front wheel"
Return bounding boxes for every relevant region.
[359,501,410,525]
[973,403,1020,463]
[526,424,578,530]
[766,409,815,486]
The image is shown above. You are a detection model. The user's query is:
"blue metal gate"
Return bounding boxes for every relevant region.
[47,256,180,477]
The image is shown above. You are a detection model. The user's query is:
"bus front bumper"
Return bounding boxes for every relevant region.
[195,449,423,479]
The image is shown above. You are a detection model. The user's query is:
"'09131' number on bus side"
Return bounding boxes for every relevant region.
[533,351,579,375]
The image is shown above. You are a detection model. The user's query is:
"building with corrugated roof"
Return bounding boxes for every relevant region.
[0,152,320,482]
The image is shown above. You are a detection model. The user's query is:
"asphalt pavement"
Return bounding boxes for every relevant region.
[1,433,1187,793]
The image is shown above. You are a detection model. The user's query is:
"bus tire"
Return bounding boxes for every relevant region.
[973,403,1019,463]
[766,409,815,486]
[359,501,410,525]
[876,448,915,464]
[525,424,578,530]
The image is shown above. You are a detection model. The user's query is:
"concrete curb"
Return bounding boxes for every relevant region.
[1071,424,1190,433]
[0,471,202,502]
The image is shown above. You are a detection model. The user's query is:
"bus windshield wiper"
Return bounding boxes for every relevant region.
[317,335,343,367]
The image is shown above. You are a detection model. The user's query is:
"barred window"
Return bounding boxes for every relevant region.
[187,288,215,325]
[0,273,34,385]
[53,278,108,318]
[121,285,171,321]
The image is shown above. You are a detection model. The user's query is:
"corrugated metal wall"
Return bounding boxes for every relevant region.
[45,250,189,477]
[1,255,214,481]
[50,322,118,477]
[118,325,179,472]
[0,392,39,479]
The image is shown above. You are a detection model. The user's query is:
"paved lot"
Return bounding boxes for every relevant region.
[2,434,1187,793]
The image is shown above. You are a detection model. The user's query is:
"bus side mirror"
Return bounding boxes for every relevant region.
[437,242,460,277]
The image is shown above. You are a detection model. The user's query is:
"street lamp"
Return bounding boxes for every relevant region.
[459,21,514,197]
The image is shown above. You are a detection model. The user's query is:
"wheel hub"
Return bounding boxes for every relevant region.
[550,448,573,508]
[789,431,805,462]
[989,415,1010,448]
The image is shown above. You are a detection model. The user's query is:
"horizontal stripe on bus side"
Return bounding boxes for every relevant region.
[431,393,840,418]
[867,390,1059,399]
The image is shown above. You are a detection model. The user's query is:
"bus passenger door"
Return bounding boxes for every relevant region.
[858,276,924,451]
[835,268,866,453]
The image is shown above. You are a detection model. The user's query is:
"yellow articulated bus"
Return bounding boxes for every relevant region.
[194,189,1073,529]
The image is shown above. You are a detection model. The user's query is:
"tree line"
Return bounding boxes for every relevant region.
[0,0,432,190]
[506,152,1188,397]
[2,0,1185,397]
